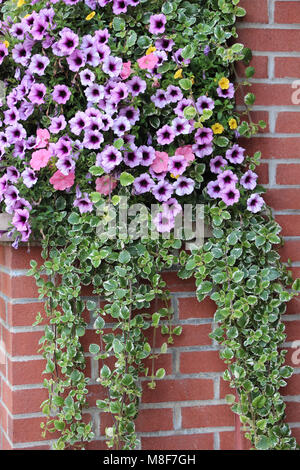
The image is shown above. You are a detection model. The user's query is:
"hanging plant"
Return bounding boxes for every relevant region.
[0,0,299,451]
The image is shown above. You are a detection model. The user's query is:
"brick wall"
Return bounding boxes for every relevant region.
[1,0,300,451]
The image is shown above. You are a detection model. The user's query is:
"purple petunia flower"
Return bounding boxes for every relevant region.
[157,125,175,145]
[67,49,86,72]
[171,117,191,136]
[52,85,71,104]
[226,144,245,164]
[133,173,154,194]
[113,0,128,14]
[79,68,95,86]
[173,177,194,196]
[149,14,167,35]
[207,180,222,199]
[97,145,122,173]
[96,45,110,63]
[151,89,168,108]
[195,127,213,145]
[153,209,175,233]
[204,45,211,56]
[196,96,215,114]
[247,194,265,213]
[155,37,174,52]
[69,112,90,135]
[240,170,258,190]
[127,76,147,96]
[0,43,8,65]
[217,170,238,189]
[58,29,79,56]
[10,22,27,40]
[21,168,37,188]
[168,155,188,176]
[110,83,129,103]
[12,43,31,66]
[102,55,122,78]
[29,54,50,76]
[28,83,47,105]
[152,180,173,202]
[73,191,93,214]
[95,28,110,46]
[137,145,156,167]
[210,155,228,174]
[55,136,72,158]
[221,186,240,206]
[6,167,20,183]
[192,142,213,158]
[31,17,48,41]
[119,106,140,126]
[12,209,29,232]
[83,130,104,149]
[56,155,75,175]
[112,116,131,136]
[49,115,67,134]
[217,83,235,99]
[4,107,19,126]
[6,124,26,144]
[174,48,191,66]
[163,198,182,217]
[166,85,183,103]
[124,146,141,168]
[174,98,194,118]
[4,185,19,208]
[85,84,105,103]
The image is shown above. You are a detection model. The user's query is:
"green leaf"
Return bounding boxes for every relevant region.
[156,368,166,379]
[120,172,134,186]
[86,300,97,311]
[89,343,100,355]
[256,435,272,450]
[118,250,131,263]
[112,338,124,354]
[179,78,193,90]
[232,271,244,283]
[183,106,197,120]
[68,212,81,225]
[161,1,173,14]
[94,317,105,330]
[89,165,105,176]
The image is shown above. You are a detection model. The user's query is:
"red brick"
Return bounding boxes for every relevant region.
[2,382,48,414]
[284,320,300,343]
[8,416,60,443]
[240,111,270,134]
[0,272,40,299]
[291,427,300,443]
[237,28,300,52]
[0,400,8,434]
[278,241,300,262]
[7,302,46,327]
[285,402,300,422]
[182,405,234,428]
[282,373,300,396]
[180,350,225,374]
[236,84,293,107]
[0,295,6,322]
[265,189,300,211]
[276,112,300,134]
[1,431,13,449]
[239,0,269,23]
[143,353,173,376]
[136,408,173,433]
[275,57,300,79]
[284,347,300,370]
[7,358,46,386]
[85,440,109,450]
[141,433,214,450]
[276,164,300,185]
[0,245,43,271]
[142,378,214,403]
[2,326,43,357]
[276,215,300,237]
[219,431,252,450]
[240,137,300,159]
[236,55,269,79]
[256,162,269,185]
[178,296,216,320]
[161,271,195,292]
[275,2,300,23]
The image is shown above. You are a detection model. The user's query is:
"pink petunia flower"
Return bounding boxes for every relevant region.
[120,61,133,80]
[175,145,195,164]
[150,151,169,173]
[35,128,50,149]
[49,170,75,190]
[95,176,117,195]
[30,149,51,170]
[137,53,158,70]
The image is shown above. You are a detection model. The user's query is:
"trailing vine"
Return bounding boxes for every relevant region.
[0,0,299,451]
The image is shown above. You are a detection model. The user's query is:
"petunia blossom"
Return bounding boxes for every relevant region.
[49,170,75,190]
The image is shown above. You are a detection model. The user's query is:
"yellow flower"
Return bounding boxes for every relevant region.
[85,11,96,20]
[228,118,237,130]
[218,77,230,90]
[170,173,180,179]
[174,69,183,79]
[17,0,25,7]
[146,46,156,55]
[3,40,9,49]
[190,75,195,85]
[212,123,224,134]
